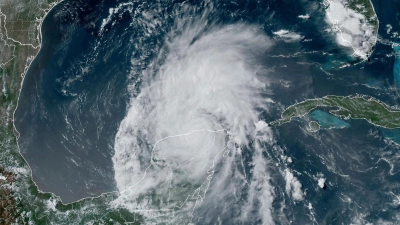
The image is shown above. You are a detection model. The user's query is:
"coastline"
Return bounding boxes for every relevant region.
[11,0,62,199]
[272,94,400,130]
[9,0,121,207]
[323,0,379,61]
[5,2,131,221]
[0,0,387,223]
[0,0,73,223]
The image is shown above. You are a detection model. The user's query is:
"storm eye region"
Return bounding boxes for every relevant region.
[112,23,275,223]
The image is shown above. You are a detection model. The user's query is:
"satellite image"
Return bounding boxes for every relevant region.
[1,0,400,224]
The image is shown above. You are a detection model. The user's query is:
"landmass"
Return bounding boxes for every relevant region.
[0,167,21,225]
[324,0,379,60]
[0,0,142,224]
[272,95,400,129]
[0,0,382,224]
[307,121,321,132]
[0,0,62,223]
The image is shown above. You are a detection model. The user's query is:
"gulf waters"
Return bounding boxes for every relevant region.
[13,0,400,223]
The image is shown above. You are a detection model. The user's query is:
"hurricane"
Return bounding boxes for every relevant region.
[9,0,400,223]
[112,16,276,223]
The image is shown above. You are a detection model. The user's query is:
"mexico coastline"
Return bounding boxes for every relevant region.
[13,0,124,204]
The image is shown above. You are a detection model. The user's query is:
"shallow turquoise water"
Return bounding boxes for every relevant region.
[308,110,351,129]
[11,0,400,224]
[393,44,400,87]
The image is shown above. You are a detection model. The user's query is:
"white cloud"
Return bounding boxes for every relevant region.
[324,0,377,59]
[386,24,392,34]
[112,21,275,223]
[239,147,274,224]
[285,169,304,201]
[46,198,58,212]
[255,120,273,142]
[318,177,326,189]
[273,30,303,42]
[298,14,310,19]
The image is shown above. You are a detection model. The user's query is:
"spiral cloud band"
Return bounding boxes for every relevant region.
[112,22,275,223]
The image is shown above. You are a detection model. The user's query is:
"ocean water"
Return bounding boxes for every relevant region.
[308,109,351,129]
[13,0,400,223]
[382,128,400,145]
[394,44,400,86]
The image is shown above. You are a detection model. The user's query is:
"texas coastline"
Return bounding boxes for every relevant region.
[10,0,120,206]
[10,0,383,209]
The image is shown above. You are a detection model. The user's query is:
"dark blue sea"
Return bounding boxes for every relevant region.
[14,0,400,223]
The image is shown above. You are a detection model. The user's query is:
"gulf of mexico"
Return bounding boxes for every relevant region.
[14,0,131,203]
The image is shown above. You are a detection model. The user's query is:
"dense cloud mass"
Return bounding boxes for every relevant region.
[12,0,400,223]
[112,20,276,223]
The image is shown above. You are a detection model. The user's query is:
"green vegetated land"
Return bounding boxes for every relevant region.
[347,0,378,25]
[273,95,400,129]
[347,0,379,58]
[0,0,142,224]
[0,0,381,224]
